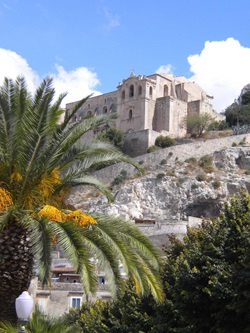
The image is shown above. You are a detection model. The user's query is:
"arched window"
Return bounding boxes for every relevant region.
[103,106,108,114]
[138,85,142,95]
[149,86,153,96]
[87,110,92,116]
[163,85,169,96]
[129,85,134,97]
[122,90,125,99]
[129,109,133,119]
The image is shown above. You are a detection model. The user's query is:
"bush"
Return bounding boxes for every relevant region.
[97,127,125,148]
[199,155,213,168]
[239,137,247,145]
[232,141,238,147]
[156,173,165,179]
[212,179,221,189]
[196,173,206,182]
[160,159,167,165]
[185,157,197,165]
[155,135,176,148]
[208,120,229,131]
[111,170,128,186]
[191,183,199,189]
[147,145,161,153]
[204,165,215,173]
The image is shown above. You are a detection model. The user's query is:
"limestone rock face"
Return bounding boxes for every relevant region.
[237,83,250,104]
[68,147,250,223]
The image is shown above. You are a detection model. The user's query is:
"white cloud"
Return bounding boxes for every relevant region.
[0,48,39,92]
[0,48,101,107]
[103,8,120,29]
[188,38,250,112]
[52,65,101,106]
[156,64,174,75]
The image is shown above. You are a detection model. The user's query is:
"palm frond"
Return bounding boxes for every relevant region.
[59,94,92,131]
[89,215,164,302]
[0,209,15,232]
[80,226,123,296]
[58,140,143,175]
[26,216,53,286]
[49,221,97,293]
[60,175,113,202]
[0,321,17,333]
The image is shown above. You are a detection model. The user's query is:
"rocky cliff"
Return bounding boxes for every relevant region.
[67,135,250,248]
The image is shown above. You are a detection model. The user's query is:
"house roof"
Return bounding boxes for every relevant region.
[51,267,75,273]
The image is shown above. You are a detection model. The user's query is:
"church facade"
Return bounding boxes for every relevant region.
[66,72,220,156]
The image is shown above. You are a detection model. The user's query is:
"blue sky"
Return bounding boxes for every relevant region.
[0,0,250,112]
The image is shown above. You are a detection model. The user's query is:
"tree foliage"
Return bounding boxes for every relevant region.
[241,91,250,105]
[64,193,250,332]
[225,104,250,127]
[225,91,250,127]
[97,127,125,149]
[207,119,229,131]
[182,113,215,137]
[64,280,165,333]
[163,192,250,332]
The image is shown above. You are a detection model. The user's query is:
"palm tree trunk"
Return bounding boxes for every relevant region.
[0,221,34,323]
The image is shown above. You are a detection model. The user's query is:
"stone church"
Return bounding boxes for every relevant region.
[66,72,221,156]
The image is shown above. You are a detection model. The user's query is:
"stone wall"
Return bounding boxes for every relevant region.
[81,133,250,186]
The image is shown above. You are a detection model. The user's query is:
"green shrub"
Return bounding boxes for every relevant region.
[204,165,215,173]
[138,160,144,165]
[196,173,207,182]
[168,151,173,156]
[160,159,167,165]
[156,173,165,179]
[212,179,221,189]
[208,120,229,131]
[232,142,238,147]
[199,155,214,173]
[97,127,125,148]
[111,169,128,186]
[155,135,176,148]
[199,155,213,168]
[185,157,197,164]
[147,145,161,153]
[239,137,247,146]
[191,183,199,189]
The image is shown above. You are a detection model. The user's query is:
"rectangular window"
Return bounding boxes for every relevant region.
[71,297,81,309]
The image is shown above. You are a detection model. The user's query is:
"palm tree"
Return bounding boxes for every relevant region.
[0,77,163,323]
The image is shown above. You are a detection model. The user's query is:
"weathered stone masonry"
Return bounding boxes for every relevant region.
[66,72,223,156]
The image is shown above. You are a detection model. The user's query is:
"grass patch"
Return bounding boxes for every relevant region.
[196,173,207,182]
[156,173,165,179]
